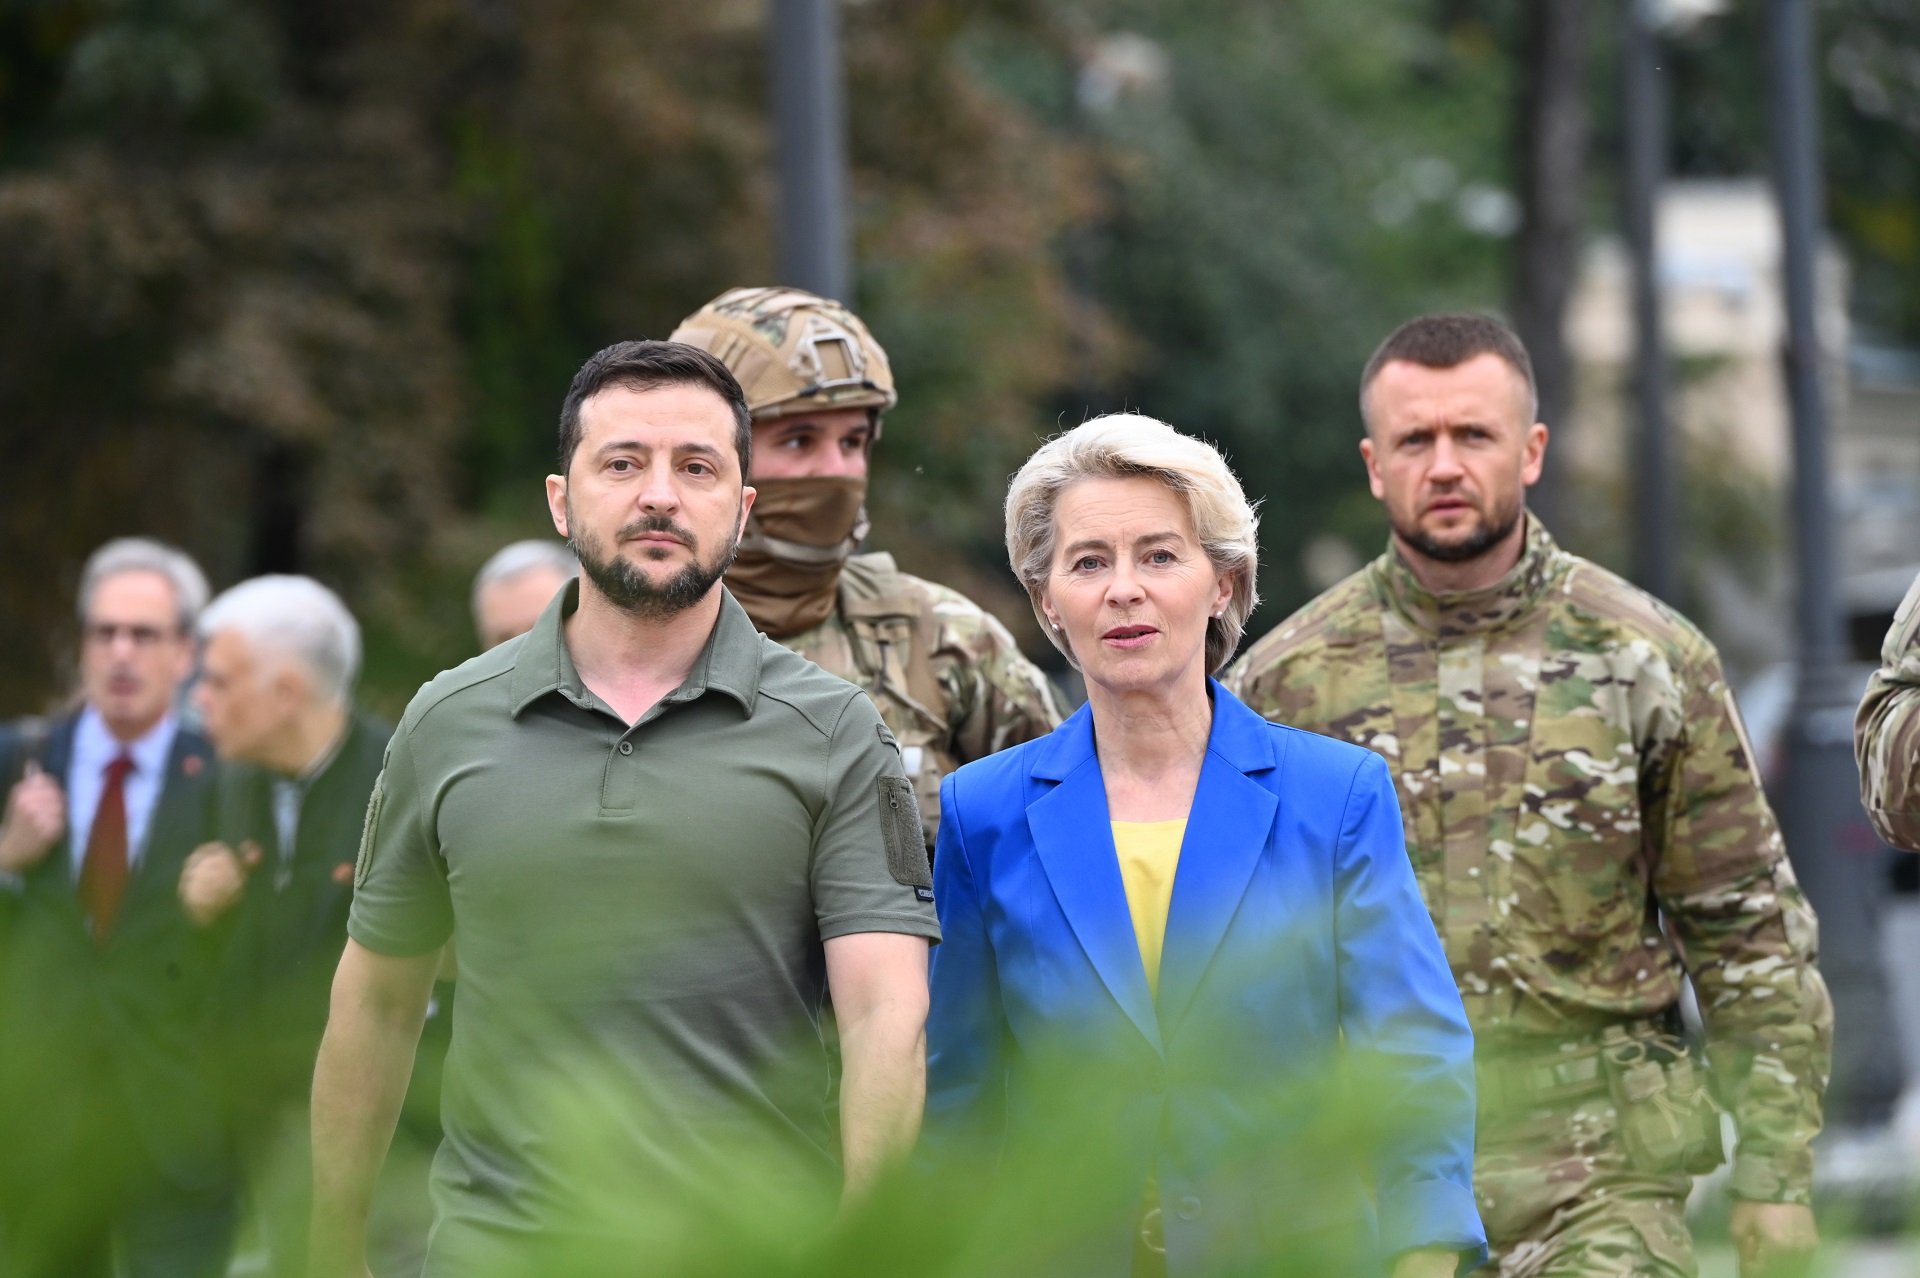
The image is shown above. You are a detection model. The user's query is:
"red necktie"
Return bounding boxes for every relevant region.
[79,753,134,942]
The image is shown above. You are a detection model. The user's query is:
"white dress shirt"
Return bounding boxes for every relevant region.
[65,707,179,881]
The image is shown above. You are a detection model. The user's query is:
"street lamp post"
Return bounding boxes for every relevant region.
[769,0,852,302]
[1768,0,1902,1125]
[1624,0,1677,605]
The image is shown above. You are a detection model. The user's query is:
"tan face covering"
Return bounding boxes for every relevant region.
[726,476,869,637]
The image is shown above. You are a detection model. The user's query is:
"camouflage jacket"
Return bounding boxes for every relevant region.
[779,552,1066,849]
[1857,571,1920,853]
[1224,517,1832,1203]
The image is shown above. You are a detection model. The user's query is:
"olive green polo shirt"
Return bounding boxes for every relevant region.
[349,583,938,1265]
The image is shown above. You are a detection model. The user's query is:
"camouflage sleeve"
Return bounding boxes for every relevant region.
[943,606,1067,764]
[1222,579,1369,729]
[1856,572,1920,852]
[1648,641,1832,1204]
[1218,650,1252,701]
[1221,638,1313,725]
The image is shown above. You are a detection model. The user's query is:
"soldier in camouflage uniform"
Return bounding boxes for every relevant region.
[1857,571,1920,853]
[1225,314,1830,1277]
[671,288,1064,848]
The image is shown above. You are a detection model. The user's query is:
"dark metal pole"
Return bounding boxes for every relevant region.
[1769,0,1902,1124]
[1623,0,1677,603]
[1510,0,1589,533]
[770,0,851,302]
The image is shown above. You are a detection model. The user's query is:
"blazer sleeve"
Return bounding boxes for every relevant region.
[923,770,1008,1163]
[1333,750,1486,1268]
[0,728,21,928]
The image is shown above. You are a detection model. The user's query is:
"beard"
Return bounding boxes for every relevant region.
[1390,490,1523,565]
[569,503,743,620]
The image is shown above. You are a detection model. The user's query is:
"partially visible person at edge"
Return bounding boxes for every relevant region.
[472,539,578,652]
[670,287,1065,850]
[0,538,231,1278]
[1224,314,1831,1277]
[308,340,938,1278]
[180,575,391,1276]
[1857,570,1920,852]
[925,414,1484,1278]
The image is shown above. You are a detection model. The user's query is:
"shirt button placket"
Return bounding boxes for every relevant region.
[603,736,639,813]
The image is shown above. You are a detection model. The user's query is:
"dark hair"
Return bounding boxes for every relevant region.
[557,340,753,475]
[1358,313,1538,426]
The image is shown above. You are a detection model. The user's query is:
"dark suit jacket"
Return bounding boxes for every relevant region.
[207,710,391,1113]
[0,713,227,1190]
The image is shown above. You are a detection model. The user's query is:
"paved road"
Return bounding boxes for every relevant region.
[1699,1240,1920,1276]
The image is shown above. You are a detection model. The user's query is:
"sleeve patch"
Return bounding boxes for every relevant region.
[878,776,931,889]
[354,771,385,889]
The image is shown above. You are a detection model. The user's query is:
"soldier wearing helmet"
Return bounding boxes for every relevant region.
[672,287,1065,848]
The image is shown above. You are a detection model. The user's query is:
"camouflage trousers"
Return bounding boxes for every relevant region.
[1478,1090,1696,1277]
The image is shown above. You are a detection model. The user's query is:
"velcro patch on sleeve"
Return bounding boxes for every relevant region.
[354,772,385,890]
[878,776,932,890]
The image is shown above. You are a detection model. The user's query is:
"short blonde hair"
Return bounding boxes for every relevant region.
[1005,413,1260,676]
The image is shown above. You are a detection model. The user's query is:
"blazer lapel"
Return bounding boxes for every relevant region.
[27,716,78,895]
[134,730,214,887]
[1025,708,1163,1055]
[1155,684,1282,1037]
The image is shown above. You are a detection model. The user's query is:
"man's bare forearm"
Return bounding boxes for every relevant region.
[836,998,927,1201]
[309,940,439,1278]
[824,931,930,1203]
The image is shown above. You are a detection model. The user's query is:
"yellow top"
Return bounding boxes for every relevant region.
[1112,819,1188,996]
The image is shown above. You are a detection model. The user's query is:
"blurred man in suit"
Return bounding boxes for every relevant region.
[471,540,577,651]
[180,575,390,1277]
[0,537,230,1278]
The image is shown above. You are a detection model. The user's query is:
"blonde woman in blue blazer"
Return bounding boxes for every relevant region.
[926,415,1483,1277]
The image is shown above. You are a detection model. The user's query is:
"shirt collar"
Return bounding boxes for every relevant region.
[73,704,179,778]
[1374,512,1563,639]
[508,580,762,719]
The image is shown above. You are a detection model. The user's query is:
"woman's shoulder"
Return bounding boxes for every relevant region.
[1247,716,1390,793]
[1214,682,1385,783]
[947,729,1052,801]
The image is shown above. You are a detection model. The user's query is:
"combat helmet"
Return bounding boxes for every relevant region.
[670,287,897,427]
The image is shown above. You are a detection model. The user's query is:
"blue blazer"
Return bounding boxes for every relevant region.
[927,682,1485,1275]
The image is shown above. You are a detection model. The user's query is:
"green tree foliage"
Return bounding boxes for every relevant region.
[4,1,1913,712]
[0,0,1088,713]
[998,0,1513,625]
[1661,0,1920,346]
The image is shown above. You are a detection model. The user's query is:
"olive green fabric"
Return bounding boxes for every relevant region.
[349,583,937,1268]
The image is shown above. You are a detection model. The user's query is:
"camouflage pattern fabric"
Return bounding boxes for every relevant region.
[781,552,1065,849]
[1476,1091,1694,1277]
[1856,570,1920,852]
[1224,516,1831,1240]
[668,285,896,421]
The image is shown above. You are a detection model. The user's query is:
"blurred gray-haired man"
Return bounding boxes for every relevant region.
[471,540,577,650]
[0,537,231,1278]
[182,574,392,1276]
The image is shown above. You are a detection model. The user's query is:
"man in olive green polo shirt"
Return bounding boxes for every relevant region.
[308,341,939,1277]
